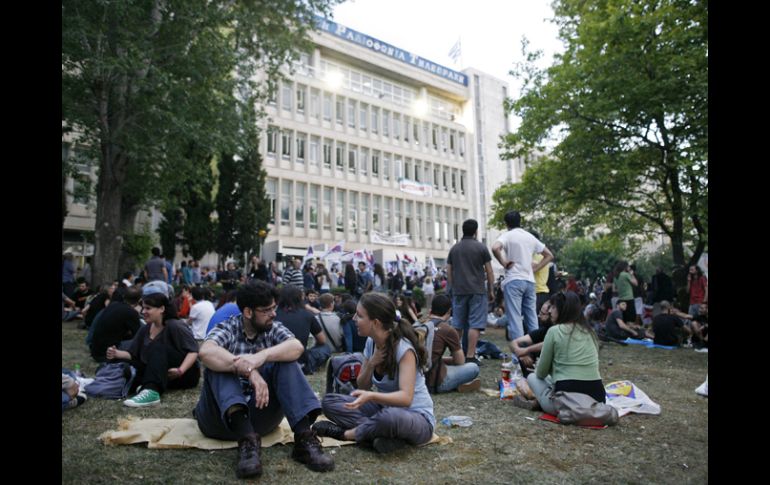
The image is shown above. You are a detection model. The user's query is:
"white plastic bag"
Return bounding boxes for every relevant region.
[604,380,661,417]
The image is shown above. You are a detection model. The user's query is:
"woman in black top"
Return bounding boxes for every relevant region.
[107,291,200,407]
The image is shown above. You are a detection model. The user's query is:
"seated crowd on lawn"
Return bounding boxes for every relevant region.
[62,243,706,478]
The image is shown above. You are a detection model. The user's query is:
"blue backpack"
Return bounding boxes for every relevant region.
[84,362,136,399]
[325,353,365,395]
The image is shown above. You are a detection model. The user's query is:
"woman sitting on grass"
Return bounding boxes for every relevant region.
[517,291,605,413]
[106,289,200,407]
[313,293,435,453]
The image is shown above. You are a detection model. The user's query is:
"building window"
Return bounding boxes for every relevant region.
[309,184,319,229]
[336,190,345,233]
[383,155,390,181]
[348,146,356,173]
[323,187,332,230]
[371,107,379,133]
[413,119,419,145]
[383,197,391,234]
[347,99,356,128]
[323,140,332,168]
[295,182,305,228]
[393,115,400,140]
[395,156,403,179]
[442,169,448,191]
[433,167,440,190]
[268,87,277,105]
[360,148,368,176]
[372,196,380,231]
[414,162,420,182]
[309,136,319,166]
[281,83,292,111]
[296,135,306,163]
[281,180,291,226]
[266,178,276,224]
[460,172,465,195]
[296,86,306,113]
[281,131,291,160]
[394,199,402,234]
[323,93,332,121]
[349,192,358,234]
[450,132,456,153]
[432,126,438,150]
[360,103,367,131]
[459,134,466,156]
[310,89,320,119]
[361,194,369,235]
[383,111,390,137]
[372,151,380,177]
[266,127,277,156]
[336,97,344,125]
[336,142,345,170]
[451,171,456,193]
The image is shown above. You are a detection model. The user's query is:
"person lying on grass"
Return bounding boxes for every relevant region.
[313,292,435,454]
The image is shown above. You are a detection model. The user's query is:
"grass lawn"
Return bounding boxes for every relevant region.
[62,320,708,484]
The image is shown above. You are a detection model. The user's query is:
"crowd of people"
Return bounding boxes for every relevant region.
[62,209,707,478]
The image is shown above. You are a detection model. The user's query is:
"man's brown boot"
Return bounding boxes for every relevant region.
[236,433,262,479]
[292,429,335,472]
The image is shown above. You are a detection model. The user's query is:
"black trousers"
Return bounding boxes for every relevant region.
[131,342,200,394]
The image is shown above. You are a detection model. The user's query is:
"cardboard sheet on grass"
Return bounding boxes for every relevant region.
[100,416,450,450]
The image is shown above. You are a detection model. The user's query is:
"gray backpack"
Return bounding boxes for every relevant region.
[84,362,136,399]
[325,353,365,395]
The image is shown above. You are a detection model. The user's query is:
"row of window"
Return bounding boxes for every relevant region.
[265,127,467,195]
[266,179,468,244]
[293,55,461,123]
[269,81,467,158]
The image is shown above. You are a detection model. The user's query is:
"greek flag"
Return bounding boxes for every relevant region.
[448,39,461,63]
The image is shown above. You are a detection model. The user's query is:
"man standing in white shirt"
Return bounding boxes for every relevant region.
[189,286,216,342]
[491,211,554,362]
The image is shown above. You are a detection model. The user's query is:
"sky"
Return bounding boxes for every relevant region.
[331,0,564,100]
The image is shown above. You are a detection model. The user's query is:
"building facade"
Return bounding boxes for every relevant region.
[258,17,513,266]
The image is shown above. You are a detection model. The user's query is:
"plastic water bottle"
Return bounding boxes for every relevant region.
[441,416,473,427]
[500,353,513,380]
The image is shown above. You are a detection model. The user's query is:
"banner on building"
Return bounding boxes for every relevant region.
[398,178,433,197]
[371,231,411,246]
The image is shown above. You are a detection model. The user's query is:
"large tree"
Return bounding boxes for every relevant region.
[62,0,342,284]
[495,0,707,284]
[233,148,271,262]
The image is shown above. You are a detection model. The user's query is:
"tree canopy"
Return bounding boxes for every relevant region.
[62,0,342,284]
[493,0,707,283]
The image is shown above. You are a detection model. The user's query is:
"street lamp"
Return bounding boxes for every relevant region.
[258,228,268,260]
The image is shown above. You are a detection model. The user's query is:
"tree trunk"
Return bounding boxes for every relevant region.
[93,135,127,281]
[118,202,141,276]
[93,165,124,286]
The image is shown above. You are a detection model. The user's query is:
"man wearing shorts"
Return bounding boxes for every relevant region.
[446,219,495,365]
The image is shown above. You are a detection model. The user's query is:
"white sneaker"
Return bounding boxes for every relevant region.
[694,347,708,353]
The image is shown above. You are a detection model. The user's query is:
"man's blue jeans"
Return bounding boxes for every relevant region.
[195,362,321,440]
[503,280,538,350]
[436,363,480,393]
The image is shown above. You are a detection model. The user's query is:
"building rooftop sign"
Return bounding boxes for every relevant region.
[315,16,468,87]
